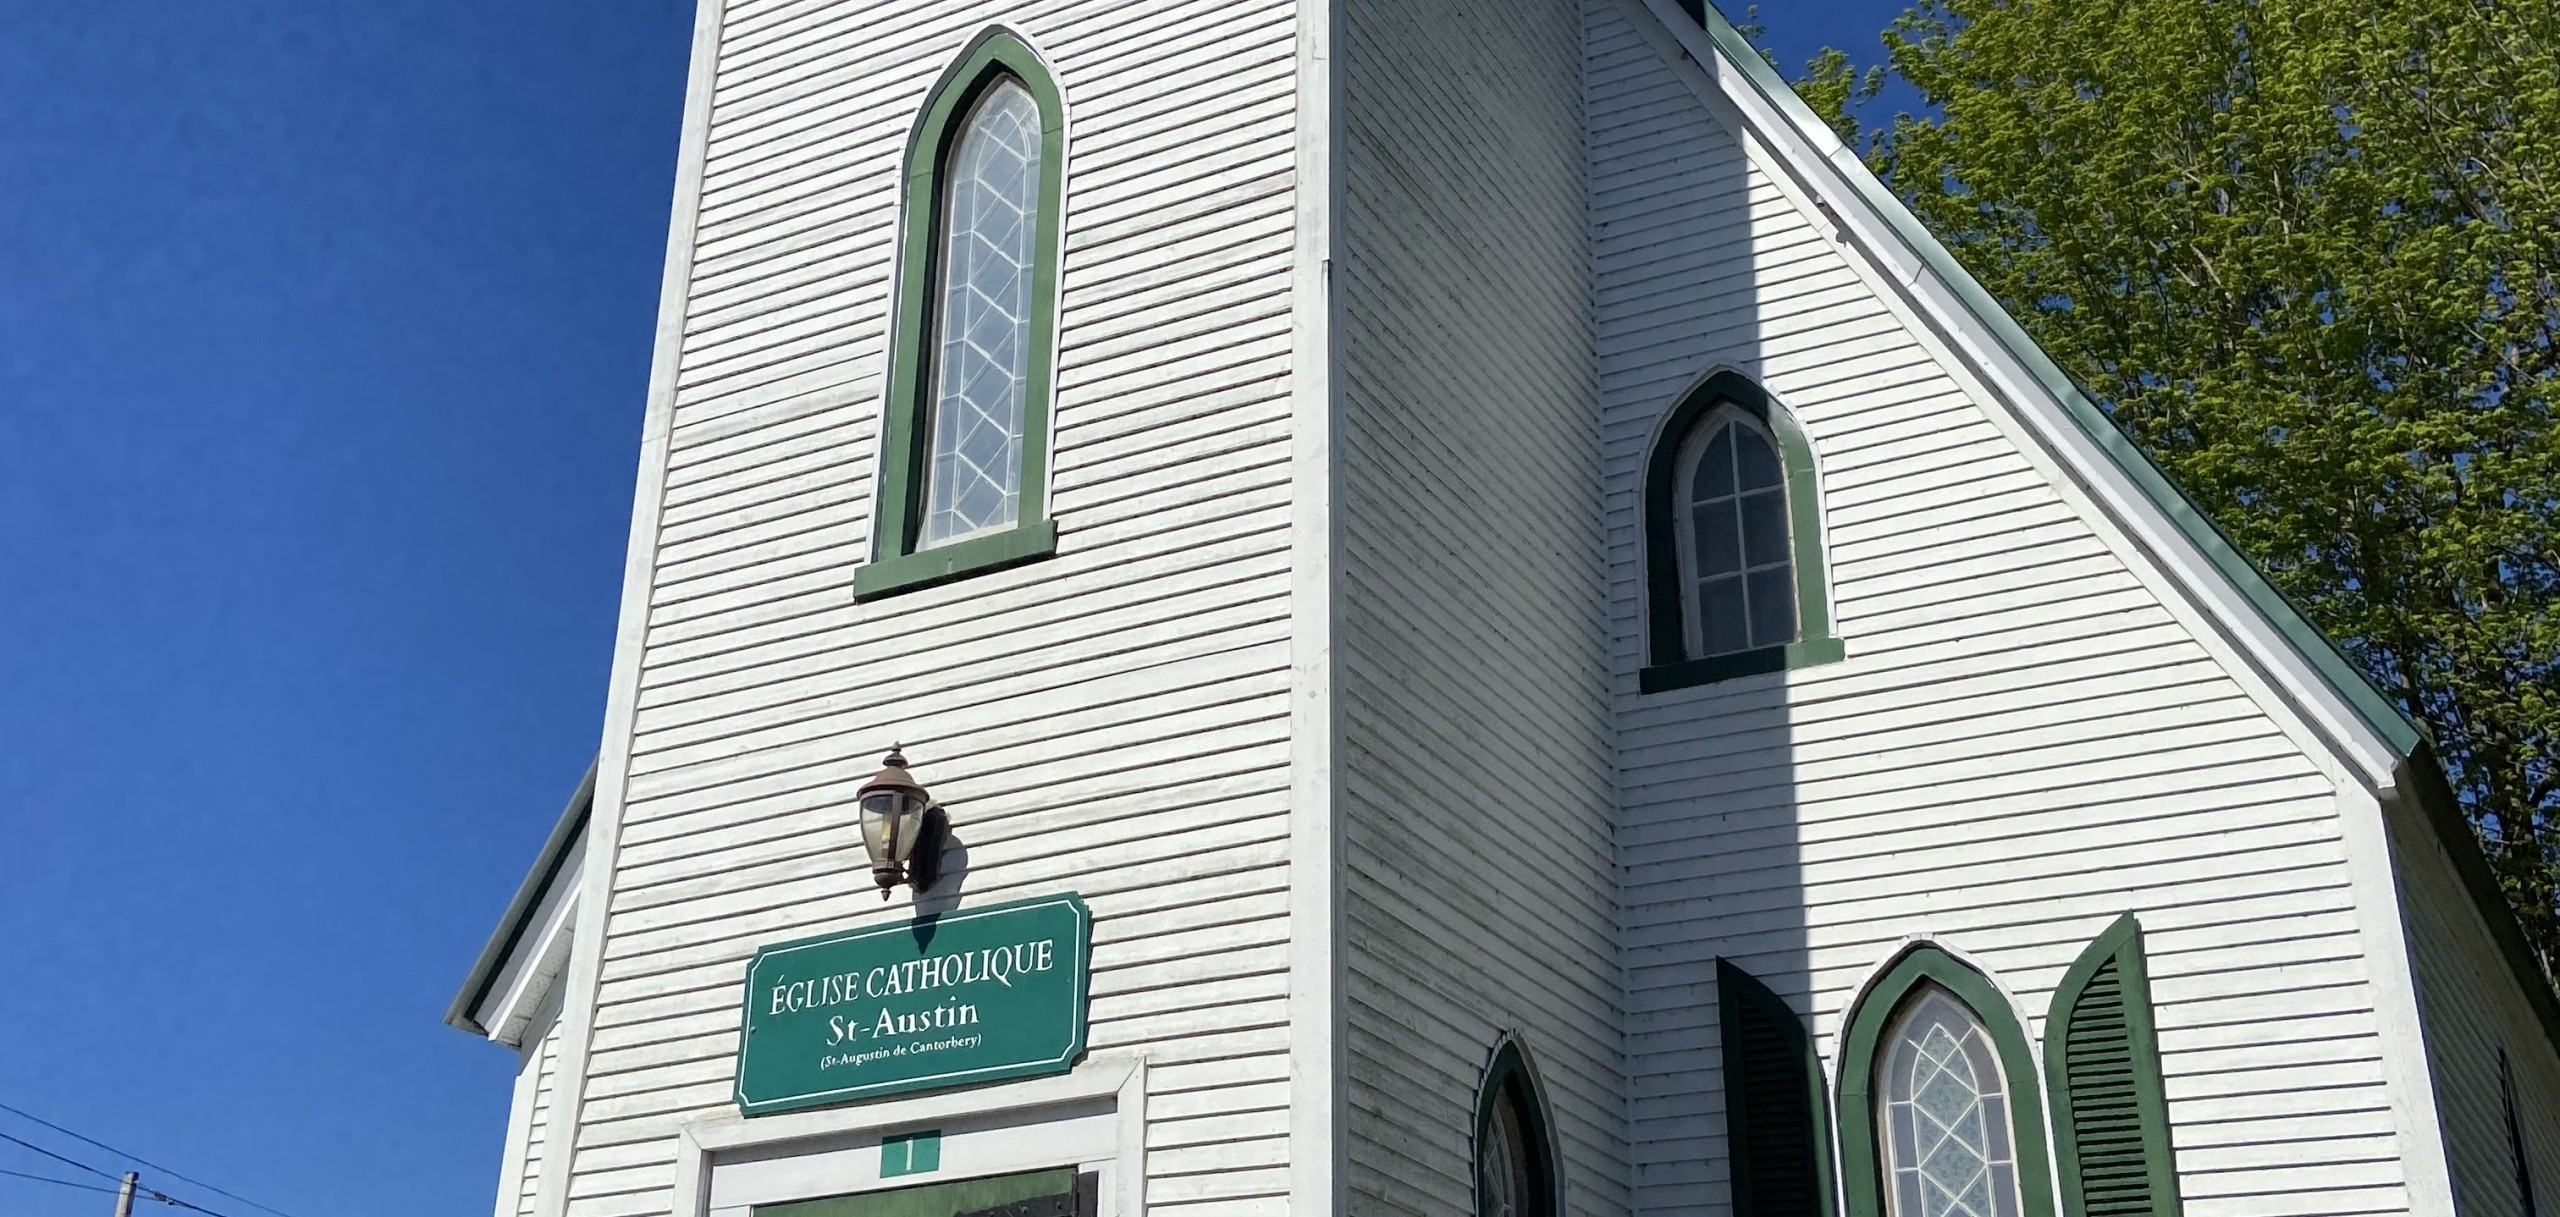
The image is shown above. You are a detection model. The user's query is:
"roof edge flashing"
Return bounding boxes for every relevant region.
[445,759,599,1037]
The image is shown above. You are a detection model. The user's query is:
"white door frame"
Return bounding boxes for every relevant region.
[671,1052,1148,1217]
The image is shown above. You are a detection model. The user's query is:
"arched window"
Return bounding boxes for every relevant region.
[921,78,1042,549]
[1675,409,1795,658]
[1475,1037,1561,1217]
[1641,370,1840,692]
[856,30,1066,600]
[1880,988,2024,1217]
[1840,946,2054,1217]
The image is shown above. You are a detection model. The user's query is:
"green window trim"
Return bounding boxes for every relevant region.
[855,28,1066,603]
[1838,945,2056,1217]
[1475,1034,1565,1217]
[1719,959,1840,1217]
[1640,369,1841,693]
[2045,915,2181,1217]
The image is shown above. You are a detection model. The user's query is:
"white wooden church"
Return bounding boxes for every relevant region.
[444,0,2560,1214]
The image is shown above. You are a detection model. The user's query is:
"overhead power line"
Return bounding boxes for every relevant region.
[0,1129,118,1182]
[0,1145,238,1217]
[0,1165,126,1196]
[147,1186,251,1217]
[0,1102,302,1217]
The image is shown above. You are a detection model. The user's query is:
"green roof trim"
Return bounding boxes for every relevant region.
[1686,1,2421,760]
[445,759,596,1036]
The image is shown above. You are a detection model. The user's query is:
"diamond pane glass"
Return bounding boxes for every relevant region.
[921,79,1041,548]
[1880,989,2025,1217]
[1677,413,1797,659]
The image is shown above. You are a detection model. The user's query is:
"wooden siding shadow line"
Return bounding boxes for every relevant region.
[1600,36,1833,1211]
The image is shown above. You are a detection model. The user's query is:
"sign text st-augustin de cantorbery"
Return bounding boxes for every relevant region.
[734,893,1092,1116]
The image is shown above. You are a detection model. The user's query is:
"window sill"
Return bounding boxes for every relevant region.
[852,519,1058,601]
[1639,635,1844,693]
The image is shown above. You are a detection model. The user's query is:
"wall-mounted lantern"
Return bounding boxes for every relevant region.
[856,746,946,899]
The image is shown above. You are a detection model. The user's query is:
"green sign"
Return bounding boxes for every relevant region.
[736,894,1090,1116]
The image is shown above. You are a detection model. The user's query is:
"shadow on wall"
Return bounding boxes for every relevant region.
[1604,15,2193,1217]
[1596,20,1823,1214]
[1334,0,1621,1208]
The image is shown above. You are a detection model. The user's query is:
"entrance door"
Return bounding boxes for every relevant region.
[755,1169,1099,1217]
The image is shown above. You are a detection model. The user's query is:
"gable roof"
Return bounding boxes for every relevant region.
[1658,0,2556,1043]
[445,758,596,1037]
[1674,0,2416,768]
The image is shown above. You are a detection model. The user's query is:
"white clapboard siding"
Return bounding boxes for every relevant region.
[520,1018,562,1217]
[560,0,1305,1211]
[2383,794,2560,1217]
[1587,3,2418,1215]
[1335,0,1626,1215]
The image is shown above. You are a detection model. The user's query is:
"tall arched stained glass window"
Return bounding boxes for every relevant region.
[922,79,1041,548]
[1880,988,2025,1217]
[856,30,1067,601]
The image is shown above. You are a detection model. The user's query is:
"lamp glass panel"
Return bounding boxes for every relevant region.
[884,791,926,863]
[859,791,897,862]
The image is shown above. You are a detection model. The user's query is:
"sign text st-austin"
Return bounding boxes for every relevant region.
[735,893,1090,1115]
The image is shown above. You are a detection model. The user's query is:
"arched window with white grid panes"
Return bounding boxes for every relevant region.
[856,29,1066,600]
[1675,408,1795,658]
[1640,370,1842,692]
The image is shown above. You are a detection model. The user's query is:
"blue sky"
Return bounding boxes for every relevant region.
[0,2,1904,1215]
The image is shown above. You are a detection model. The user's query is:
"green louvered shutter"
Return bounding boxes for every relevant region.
[2046,916,2182,1217]
[1718,960,1835,1217]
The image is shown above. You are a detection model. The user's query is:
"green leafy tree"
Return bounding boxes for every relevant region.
[1792,0,2559,965]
